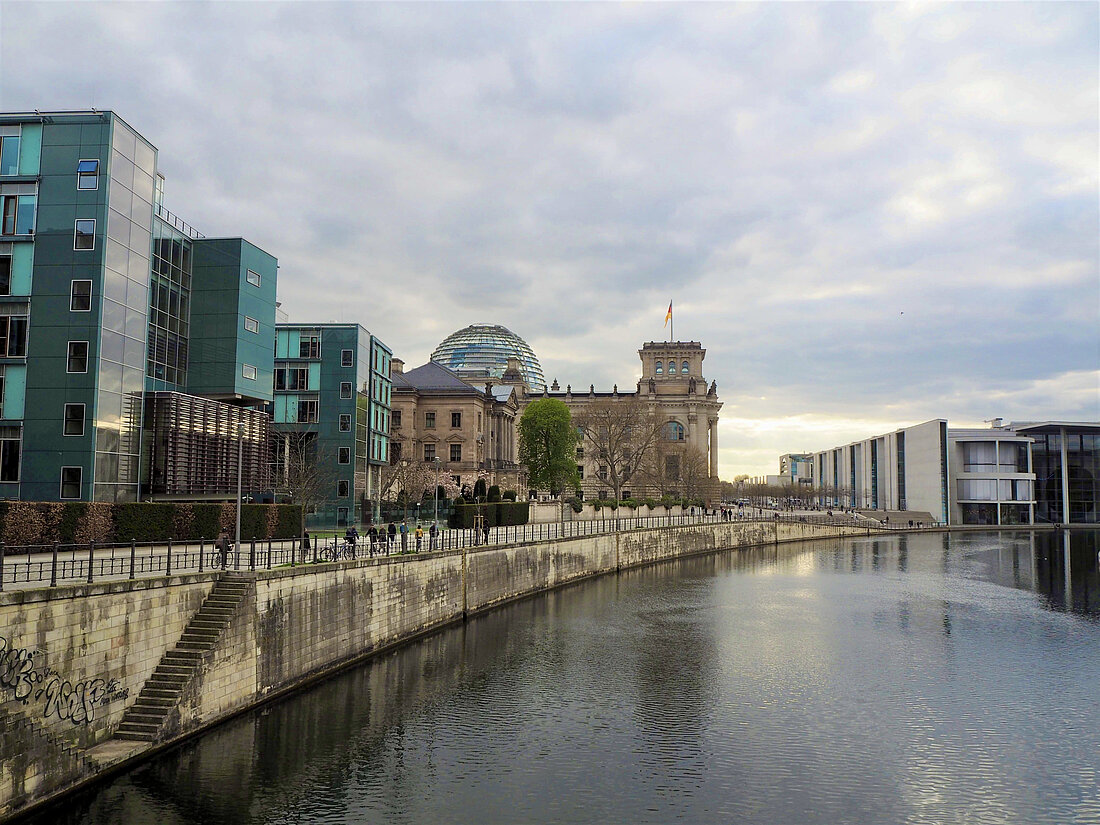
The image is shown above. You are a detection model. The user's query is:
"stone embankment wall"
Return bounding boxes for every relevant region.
[0,519,869,820]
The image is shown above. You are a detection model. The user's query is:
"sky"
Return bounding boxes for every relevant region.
[3,1,1097,478]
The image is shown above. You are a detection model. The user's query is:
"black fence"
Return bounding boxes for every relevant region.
[0,510,924,591]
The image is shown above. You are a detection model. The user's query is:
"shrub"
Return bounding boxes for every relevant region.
[567,497,583,513]
[74,503,114,544]
[488,485,502,503]
[473,478,487,499]
[503,489,518,501]
[191,505,223,541]
[114,503,175,542]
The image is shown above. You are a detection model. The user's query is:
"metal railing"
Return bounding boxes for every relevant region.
[0,511,922,591]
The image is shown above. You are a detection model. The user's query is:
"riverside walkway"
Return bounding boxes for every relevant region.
[0,510,904,591]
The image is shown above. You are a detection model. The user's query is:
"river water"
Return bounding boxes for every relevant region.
[29,530,1100,825]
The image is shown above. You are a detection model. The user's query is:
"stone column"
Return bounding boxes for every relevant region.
[709,418,719,477]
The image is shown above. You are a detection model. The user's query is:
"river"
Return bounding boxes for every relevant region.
[27,530,1100,825]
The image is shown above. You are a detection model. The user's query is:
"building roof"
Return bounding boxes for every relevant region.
[393,360,485,394]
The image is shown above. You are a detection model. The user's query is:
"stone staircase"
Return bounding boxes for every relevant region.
[114,575,252,742]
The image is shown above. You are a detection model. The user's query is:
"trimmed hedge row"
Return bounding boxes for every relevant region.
[449,501,530,529]
[0,501,303,547]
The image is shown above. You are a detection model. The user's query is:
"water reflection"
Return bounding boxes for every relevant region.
[25,530,1100,825]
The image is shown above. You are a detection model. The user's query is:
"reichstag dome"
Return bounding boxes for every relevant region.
[431,323,547,392]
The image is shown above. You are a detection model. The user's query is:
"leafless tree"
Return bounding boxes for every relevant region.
[574,396,665,503]
[271,430,341,522]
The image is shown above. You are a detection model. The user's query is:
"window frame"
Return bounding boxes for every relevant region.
[337,479,350,498]
[70,279,92,312]
[451,411,462,428]
[66,341,89,374]
[76,159,100,191]
[243,316,259,334]
[245,269,261,287]
[0,254,11,297]
[74,219,95,251]
[338,447,351,464]
[424,443,436,462]
[341,349,353,367]
[339,413,352,432]
[0,436,19,483]
[63,403,85,437]
[0,135,20,177]
[425,411,436,429]
[59,466,82,500]
[298,399,319,423]
[449,443,462,463]
[392,410,402,428]
[340,381,352,399]
[242,364,258,381]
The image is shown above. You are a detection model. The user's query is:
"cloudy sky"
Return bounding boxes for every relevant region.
[4,2,1097,477]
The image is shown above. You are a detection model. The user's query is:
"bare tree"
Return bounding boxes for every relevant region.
[574,397,665,502]
[271,430,340,523]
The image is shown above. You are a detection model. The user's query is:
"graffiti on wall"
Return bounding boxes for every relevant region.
[0,635,129,726]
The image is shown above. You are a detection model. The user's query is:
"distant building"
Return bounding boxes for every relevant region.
[801,419,1099,525]
[431,323,546,392]
[0,109,275,502]
[271,323,392,528]
[389,359,523,493]
[779,453,814,487]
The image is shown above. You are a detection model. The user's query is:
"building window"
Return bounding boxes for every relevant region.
[0,254,10,296]
[450,443,462,462]
[0,316,25,358]
[576,447,584,460]
[242,364,258,381]
[246,269,261,287]
[298,399,318,423]
[338,447,351,464]
[67,341,89,373]
[655,362,663,375]
[451,412,461,428]
[0,136,19,176]
[70,280,92,311]
[60,466,82,500]
[1,193,35,235]
[391,442,402,463]
[339,413,351,432]
[299,335,320,358]
[340,381,352,399]
[0,431,19,482]
[577,465,584,479]
[74,219,95,250]
[341,349,353,367]
[337,479,349,498]
[669,361,678,375]
[598,466,608,481]
[392,410,402,427]
[63,403,85,436]
[664,421,685,441]
[424,443,436,461]
[77,159,99,190]
[244,316,259,334]
[425,411,435,429]
[682,361,690,374]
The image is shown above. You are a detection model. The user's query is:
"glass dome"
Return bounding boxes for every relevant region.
[431,323,546,392]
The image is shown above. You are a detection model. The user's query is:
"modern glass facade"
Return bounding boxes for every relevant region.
[1021,424,1100,524]
[272,324,391,527]
[1,110,278,503]
[431,323,546,392]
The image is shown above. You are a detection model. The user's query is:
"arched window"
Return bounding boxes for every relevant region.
[681,361,690,375]
[668,360,678,374]
[664,421,685,441]
[655,361,663,375]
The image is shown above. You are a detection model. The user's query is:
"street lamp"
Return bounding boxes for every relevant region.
[433,456,442,531]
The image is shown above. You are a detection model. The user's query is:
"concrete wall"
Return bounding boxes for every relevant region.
[0,520,871,820]
[0,575,213,811]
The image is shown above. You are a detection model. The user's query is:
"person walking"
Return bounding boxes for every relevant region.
[387,522,397,554]
[216,529,231,569]
[400,520,408,553]
[429,522,438,551]
[482,520,490,545]
[415,523,423,552]
[368,525,378,555]
[301,530,311,562]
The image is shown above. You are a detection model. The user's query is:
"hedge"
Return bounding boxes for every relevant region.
[449,501,529,529]
[0,501,303,547]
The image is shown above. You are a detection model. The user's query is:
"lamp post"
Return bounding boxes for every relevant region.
[433,456,442,530]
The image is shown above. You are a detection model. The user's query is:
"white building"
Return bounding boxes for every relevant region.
[806,419,1038,525]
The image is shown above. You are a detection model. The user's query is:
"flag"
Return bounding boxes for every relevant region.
[664,301,673,327]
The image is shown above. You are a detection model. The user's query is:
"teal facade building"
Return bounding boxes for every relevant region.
[0,110,276,502]
[272,323,391,527]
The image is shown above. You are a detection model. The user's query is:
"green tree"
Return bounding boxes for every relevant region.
[519,398,580,497]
